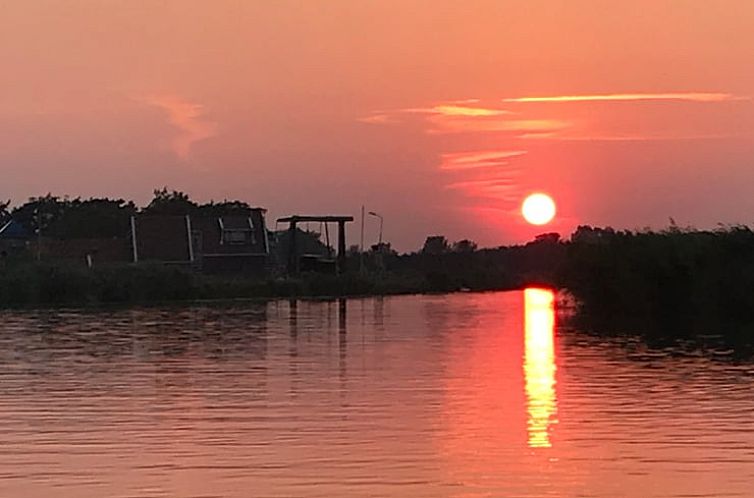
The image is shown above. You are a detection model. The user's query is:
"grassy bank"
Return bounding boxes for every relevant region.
[0,261,528,308]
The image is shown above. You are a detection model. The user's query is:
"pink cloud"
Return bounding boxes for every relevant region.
[358,100,570,135]
[426,116,569,134]
[440,150,527,171]
[357,102,514,127]
[146,95,218,159]
[503,92,746,103]
[357,113,395,125]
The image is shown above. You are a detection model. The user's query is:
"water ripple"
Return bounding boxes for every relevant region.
[0,293,753,497]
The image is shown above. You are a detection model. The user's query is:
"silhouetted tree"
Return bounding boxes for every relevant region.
[143,188,198,215]
[452,239,478,253]
[11,194,68,235]
[570,225,616,244]
[144,189,259,218]
[371,242,397,255]
[422,235,449,255]
[10,196,137,239]
[0,200,10,225]
[52,198,137,239]
[528,232,561,246]
[197,199,253,217]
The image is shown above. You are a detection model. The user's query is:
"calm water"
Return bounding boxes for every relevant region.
[1,290,754,497]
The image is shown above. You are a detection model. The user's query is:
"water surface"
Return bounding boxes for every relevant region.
[1,291,753,497]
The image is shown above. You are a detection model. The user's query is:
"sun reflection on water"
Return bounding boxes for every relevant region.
[524,287,558,448]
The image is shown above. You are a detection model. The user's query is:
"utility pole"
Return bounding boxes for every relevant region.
[368,211,383,246]
[360,205,365,274]
[368,211,384,272]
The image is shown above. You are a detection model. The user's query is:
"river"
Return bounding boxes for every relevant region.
[1,290,753,497]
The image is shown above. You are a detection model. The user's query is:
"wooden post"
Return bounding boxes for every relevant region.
[288,221,298,275]
[185,215,194,262]
[337,220,346,274]
[338,298,347,333]
[130,216,139,263]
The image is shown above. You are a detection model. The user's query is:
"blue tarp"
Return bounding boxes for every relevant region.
[0,220,30,239]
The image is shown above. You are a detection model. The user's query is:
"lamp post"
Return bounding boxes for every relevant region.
[368,211,383,246]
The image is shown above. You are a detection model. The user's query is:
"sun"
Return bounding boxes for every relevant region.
[522,193,556,225]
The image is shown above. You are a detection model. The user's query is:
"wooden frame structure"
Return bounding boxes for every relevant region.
[277,215,354,274]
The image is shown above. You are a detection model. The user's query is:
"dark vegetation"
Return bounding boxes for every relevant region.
[0,263,416,306]
[562,225,754,344]
[3,191,754,346]
[0,243,556,307]
[1,188,256,240]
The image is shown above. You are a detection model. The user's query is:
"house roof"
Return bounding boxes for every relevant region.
[277,215,354,223]
[0,220,30,239]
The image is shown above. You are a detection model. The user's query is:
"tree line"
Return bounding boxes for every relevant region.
[0,188,259,240]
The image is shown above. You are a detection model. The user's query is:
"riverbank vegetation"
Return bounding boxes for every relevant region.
[0,233,566,307]
[0,261,420,307]
[4,220,754,340]
[562,225,754,341]
[0,254,541,307]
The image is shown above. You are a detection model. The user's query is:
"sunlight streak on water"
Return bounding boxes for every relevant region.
[524,288,557,448]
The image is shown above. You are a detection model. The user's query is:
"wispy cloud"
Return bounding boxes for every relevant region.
[446,177,521,202]
[358,102,513,127]
[357,113,395,125]
[520,131,753,141]
[440,148,526,204]
[358,100,571,134]
[503,92,745,103]
[446,177,518,191]
[440,150,527,171]
[402,104,512,117]
[427,105,510,117]
[146,95,218,159]
[427,116,568,134]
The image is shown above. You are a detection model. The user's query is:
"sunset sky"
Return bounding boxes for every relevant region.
[2,1,754,250]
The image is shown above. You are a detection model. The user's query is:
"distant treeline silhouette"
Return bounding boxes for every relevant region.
[0,189,256,240]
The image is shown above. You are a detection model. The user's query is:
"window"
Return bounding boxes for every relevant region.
[218,217,257,246]
[223,229,251,245]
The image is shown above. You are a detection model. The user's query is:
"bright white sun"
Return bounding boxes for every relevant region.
[522,193,556,225]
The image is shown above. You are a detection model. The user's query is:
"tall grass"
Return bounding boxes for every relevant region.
[562,226,754,339]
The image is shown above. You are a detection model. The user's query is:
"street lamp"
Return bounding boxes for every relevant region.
[368,211,383,246]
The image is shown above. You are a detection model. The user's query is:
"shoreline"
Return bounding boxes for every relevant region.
[0,262,532,310]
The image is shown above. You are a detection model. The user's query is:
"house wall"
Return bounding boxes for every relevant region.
[133,215,191,263]
[191,210,268,256]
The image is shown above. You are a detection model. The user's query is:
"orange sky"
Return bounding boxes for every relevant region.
[2,1,753,250]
